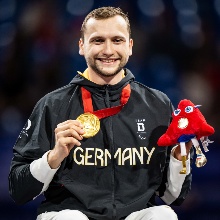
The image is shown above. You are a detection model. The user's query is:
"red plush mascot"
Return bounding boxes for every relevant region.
[157,99,215,174]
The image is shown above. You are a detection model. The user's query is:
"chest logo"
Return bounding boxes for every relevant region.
[136,119,147,139]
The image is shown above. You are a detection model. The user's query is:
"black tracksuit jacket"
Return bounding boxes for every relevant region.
[9,69,192,220]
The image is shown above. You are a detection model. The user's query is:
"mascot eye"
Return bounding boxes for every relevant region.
[185,106,193,113]
[174,109,181,116]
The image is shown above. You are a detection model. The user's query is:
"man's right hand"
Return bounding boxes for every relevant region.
[47,120,85,169]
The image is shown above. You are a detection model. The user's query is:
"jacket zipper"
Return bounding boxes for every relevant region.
[104,85,116,219]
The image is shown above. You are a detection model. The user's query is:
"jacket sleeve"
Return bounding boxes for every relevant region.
[156,146,194,205]
[8,97,54,205]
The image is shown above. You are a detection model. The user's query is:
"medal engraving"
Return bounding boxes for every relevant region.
[77,113,100,138]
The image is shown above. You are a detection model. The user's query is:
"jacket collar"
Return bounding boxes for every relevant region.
[69,68,135,95]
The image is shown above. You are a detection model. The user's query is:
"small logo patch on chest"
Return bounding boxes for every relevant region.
[136,119,147,139]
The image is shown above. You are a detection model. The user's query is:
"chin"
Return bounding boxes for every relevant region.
[101,67,122,76]
[101,71,121,78]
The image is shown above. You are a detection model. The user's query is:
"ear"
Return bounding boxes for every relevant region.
[79,38,84,56]
[129,38,133,56]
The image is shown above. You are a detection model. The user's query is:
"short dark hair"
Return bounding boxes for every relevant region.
[80,6,131,40]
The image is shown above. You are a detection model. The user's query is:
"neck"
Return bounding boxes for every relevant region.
[87,68,124,85]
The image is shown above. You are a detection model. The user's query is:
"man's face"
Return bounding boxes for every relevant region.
[79,15,133,78]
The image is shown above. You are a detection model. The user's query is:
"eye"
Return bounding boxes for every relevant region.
[185,106,193,113]
[174,109,181,116]
[113,38,123,44]
[91,38,104,44]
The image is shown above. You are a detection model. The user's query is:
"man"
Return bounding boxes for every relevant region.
[9,6,193,220]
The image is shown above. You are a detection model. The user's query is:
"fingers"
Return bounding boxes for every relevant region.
[58,136,82,148]
[56,124,84,140]
[54,119,85,152]
[56,120,85,138]
[48,135,81,169]
[48,120,85,168]
[57,120,83,129]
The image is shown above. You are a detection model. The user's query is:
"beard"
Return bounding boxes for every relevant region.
[90,64,122,78]
[86,56,128,78]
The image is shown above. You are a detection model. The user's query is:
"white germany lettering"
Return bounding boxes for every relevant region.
[73,147,155,166]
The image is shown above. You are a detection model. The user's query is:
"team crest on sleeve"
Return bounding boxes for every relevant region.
[136,119,147,140]
[19,119,32,138]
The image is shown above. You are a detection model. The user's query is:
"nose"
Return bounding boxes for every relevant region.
[102,40,114,55]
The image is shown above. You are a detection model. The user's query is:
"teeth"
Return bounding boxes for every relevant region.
[101,59,115,63]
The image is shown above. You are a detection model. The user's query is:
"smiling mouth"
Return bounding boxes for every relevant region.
[97,58,119,64]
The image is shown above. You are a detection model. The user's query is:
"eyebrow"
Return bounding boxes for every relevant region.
[89,35,126,42]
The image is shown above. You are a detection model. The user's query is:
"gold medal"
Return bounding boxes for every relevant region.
[76,113,100,138]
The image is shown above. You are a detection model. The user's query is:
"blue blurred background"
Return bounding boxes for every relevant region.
[0,0,220,219]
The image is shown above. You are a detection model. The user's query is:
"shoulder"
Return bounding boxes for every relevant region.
[34,83,78,111]
[131,81,172,107]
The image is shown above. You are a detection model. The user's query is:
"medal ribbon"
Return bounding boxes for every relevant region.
[81,84,131,119]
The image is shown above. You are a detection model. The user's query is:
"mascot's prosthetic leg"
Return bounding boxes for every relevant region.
[157,99,215,174]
